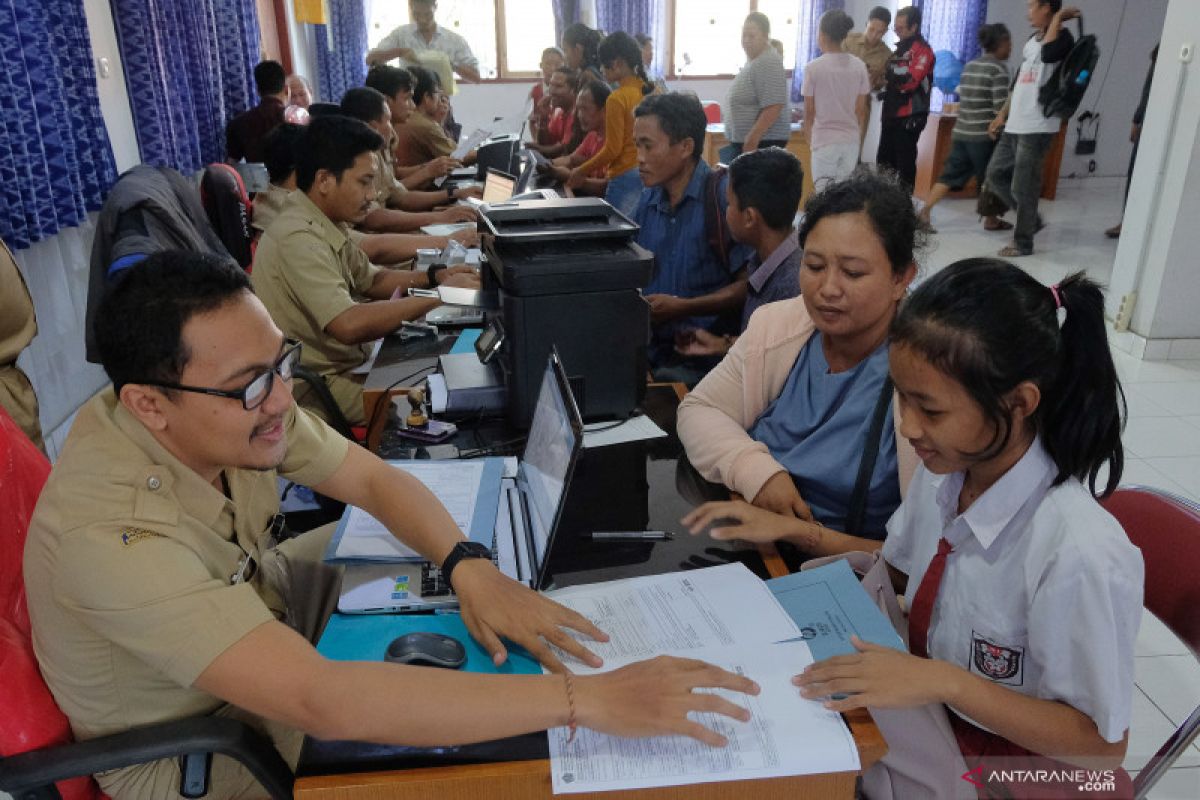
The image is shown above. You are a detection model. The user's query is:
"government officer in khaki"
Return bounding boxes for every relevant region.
[0,240,44,450]
[25,251,759,799]
[251,115,478,427]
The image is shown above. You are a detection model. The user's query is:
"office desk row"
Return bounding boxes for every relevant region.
[294,332,887,799]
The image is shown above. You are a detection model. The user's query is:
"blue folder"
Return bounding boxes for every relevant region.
[766,559,906,662]
[317,611,541,675]
[449,328,482,355]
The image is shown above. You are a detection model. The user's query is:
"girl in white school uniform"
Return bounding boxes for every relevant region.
[796,259,1143,798]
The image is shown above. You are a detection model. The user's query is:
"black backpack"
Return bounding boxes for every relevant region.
[1039,16,1100,120]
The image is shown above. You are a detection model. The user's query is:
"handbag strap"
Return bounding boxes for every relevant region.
[845,376,894,537]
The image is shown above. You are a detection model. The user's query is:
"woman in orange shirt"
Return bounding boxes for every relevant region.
[568,32,653,215]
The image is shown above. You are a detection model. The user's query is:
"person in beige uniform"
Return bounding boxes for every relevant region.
[844,6,893,166]
[25,251,759,799]
[0,241,43,451]
[252,115,479,426]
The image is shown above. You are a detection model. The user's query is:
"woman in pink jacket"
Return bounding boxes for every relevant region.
[680,169,922,556]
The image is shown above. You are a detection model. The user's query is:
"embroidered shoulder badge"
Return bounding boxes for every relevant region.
[120,527,164,546]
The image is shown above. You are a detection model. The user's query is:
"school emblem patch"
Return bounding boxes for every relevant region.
[971,631,1024,686]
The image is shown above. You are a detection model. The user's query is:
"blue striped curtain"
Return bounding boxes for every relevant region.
[0,0,117,250]
[315,0,369,106]
[552,0,583,44]
[915,0,990,63]
[595,0,663,76]
[111,0,260,173]
[791,0,845,103]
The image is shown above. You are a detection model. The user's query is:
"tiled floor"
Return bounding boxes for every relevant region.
[928,177,1200,798]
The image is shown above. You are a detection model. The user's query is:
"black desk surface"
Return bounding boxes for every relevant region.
[298,345,767,778]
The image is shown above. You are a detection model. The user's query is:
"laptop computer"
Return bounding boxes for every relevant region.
[337,348,585,613]
[481,168,517,203]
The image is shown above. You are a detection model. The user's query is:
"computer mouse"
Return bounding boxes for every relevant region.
[384,632,467,669]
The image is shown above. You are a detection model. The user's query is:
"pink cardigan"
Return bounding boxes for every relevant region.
[677,297,918,504]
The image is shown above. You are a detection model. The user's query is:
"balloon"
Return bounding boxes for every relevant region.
[933,50,964,96]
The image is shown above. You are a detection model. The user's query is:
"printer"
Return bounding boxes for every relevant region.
[479,198,652,427]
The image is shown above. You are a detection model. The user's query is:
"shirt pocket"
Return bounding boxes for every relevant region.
[966,620,1029,688]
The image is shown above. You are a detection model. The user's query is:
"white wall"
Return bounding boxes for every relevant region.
[82,0,138,172]
[986,0,1167,179]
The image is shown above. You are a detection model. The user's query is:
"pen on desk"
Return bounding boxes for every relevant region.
[588,530,673,541]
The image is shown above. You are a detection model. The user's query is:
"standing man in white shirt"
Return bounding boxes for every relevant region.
[366,0,482,83]
[984,1,1078,257]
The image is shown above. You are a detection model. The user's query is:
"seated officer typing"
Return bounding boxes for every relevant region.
[632,93,752,387]
[24,253,759,800]
[251,115,479,427]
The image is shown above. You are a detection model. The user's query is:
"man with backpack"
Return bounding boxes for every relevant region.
[631,93,752,387]
[984,1,1080,257]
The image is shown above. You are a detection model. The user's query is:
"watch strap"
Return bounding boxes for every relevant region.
[441,540,491,587]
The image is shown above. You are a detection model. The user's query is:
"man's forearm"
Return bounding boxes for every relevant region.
[678,281,749,318]
[362,207,438,234]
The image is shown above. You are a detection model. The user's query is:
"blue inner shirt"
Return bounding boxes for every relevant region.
[749,335,901,538]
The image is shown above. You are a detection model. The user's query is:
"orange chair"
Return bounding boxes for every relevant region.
[1100,486,1200,799]
[701,101,722,125]
[0,409,294,799]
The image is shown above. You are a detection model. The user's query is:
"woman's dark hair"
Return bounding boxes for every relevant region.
[340,86,388,124]
[634,33,652,47]
[978,23,1011,54]
[819,9,855,44]
[96,252,251,393]
[365,64,413,99]
[295,115,383,192]
[798,167,924,274]
[407,65,441,106]
[729,148,803,230]
[598,31,654,95]
[1040,0,1064,14]
[745,12,770,36]
[579,78,612,109]
[891,260,1125,496]
[563,23,602,72]
[262,123,305,184]
[633,92,706,163]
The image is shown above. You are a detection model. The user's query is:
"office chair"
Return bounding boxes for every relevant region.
[293,365,361,443]
[0,408,294,800]
[1100,485,1200,799]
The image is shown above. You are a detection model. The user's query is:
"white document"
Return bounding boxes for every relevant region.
[548,640,860,794]
[350,338,383,376]
[582,415,667,449]
[453,127,491,161]
[420,222,476,237]
[330,460,484,560]
[544,563,800,672]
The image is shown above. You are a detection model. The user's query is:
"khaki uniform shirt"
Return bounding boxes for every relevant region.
[0,241,43,449]
[394,110,455,167]
[24,390,348,747]
[845,33,893,92]
[250,184,293,233]
[252,192,382,425]
[369,149,408,213]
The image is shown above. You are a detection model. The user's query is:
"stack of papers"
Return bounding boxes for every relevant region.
[541,563,861,794]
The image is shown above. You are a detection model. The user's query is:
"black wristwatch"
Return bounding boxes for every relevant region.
[440,541,492,587]
[446,184,456,200]
[426,262,447,287]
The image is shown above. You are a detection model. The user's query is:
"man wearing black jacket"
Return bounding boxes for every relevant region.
[877,6,935,189]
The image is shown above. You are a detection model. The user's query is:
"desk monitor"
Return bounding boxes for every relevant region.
[482,168,517,203]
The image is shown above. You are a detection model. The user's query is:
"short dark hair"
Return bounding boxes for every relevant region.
[580,79,611,108]
[1040,0,1064,13]
[798,167,924,275]
[745,11,770,36]
[633,92,706,163]
[365,65,413,99]
[340,86,389,125]
[262,123,305,184]
[819,9,855,43]
[553,66,581,93]
[979,23,1011,54]
[896,6,922,30]
[407,65,441,106]
[96,252,251,393]
[295,115,383,192]
[868,5,891,25]
[729,148,803,231]
[633,34,652,47]
[306,103,342,118]
[254,61,287,97]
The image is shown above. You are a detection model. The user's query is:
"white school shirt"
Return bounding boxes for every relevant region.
[882,439,1143,743]
[1006,34,1061,135]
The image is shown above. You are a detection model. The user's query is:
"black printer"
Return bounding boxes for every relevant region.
[480,198,652,427]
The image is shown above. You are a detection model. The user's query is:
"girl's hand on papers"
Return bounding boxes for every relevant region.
[577,656,761,746]
[452,559,609,673]
[793,636,956,711]
[682,499,821,549]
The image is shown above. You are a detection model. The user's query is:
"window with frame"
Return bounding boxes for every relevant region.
[672,0,798,77]
[367,0,555,80]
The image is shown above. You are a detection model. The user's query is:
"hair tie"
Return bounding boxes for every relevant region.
[1049,284,1067,329]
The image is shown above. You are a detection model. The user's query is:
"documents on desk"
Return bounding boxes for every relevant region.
[542,564,860,794]
[324,458,504,563]
[581,415,667,449]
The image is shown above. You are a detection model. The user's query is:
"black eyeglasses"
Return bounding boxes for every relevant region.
[144,340,302,411]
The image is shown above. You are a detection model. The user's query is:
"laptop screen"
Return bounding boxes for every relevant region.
[482,169,516,203]
[521,352,581,570]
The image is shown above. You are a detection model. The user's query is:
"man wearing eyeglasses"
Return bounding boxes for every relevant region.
[24,251,761,798]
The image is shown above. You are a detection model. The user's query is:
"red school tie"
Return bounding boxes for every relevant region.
[907,537,953,659]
